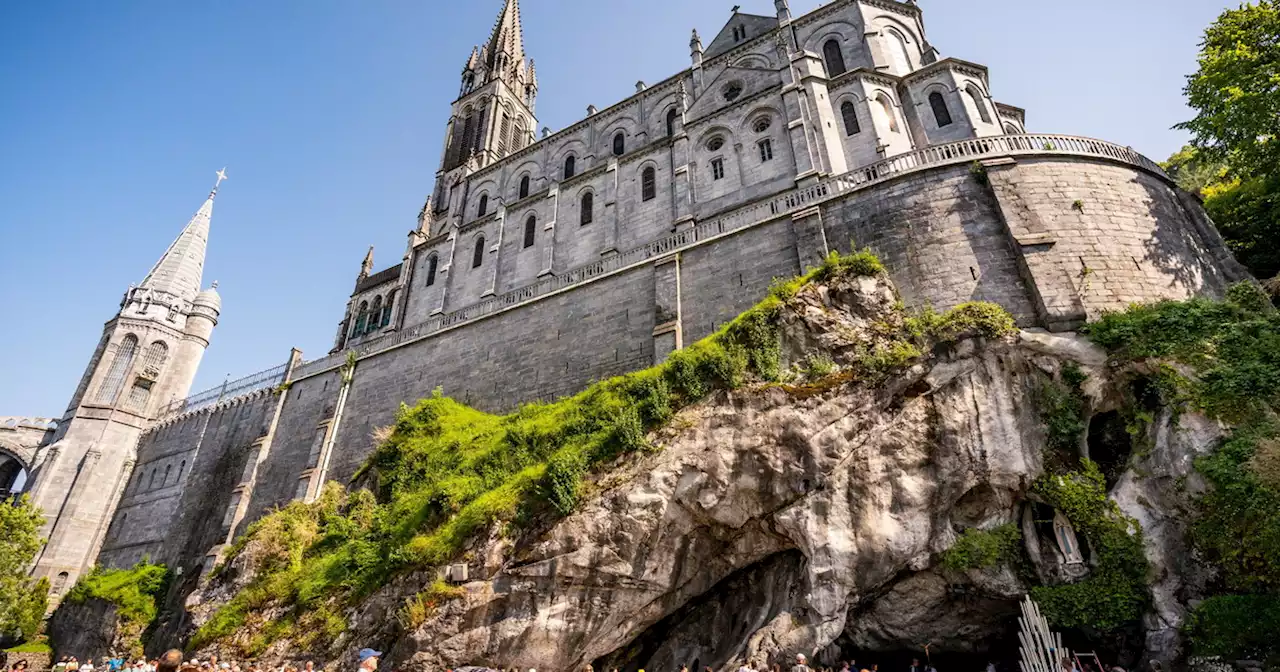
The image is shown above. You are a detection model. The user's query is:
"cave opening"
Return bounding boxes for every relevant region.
[1086,410,1131,487]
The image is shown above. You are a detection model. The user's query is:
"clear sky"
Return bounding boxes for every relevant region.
[0,0,1232,417]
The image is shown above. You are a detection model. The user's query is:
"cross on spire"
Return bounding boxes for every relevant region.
[211,167,228,198]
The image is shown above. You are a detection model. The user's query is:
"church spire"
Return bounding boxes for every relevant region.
[136,169,224,305]
[484,0,526,80]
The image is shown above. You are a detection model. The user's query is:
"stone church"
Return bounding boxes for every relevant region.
[15,0,1246,606]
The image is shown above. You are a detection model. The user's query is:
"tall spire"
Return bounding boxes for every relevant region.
[484,0,526,77]
[137,169,224,305]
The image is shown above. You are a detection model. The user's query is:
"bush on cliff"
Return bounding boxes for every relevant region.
[62,561,169,657]
[191,249,1019,655]
[1082,282,1280,661]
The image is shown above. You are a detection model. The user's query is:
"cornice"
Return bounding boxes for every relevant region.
[903,57,989,86]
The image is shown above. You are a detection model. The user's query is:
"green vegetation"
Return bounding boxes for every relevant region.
[939,524,1021,572]
[1036,362,1089,459]
[1081,284,1280,660]
[191,249,1018,655]
[5,638,52,654]
[1029,461,1149,633]
[64,561,169,657]
[0,495,49,645]
[396,580,466,631]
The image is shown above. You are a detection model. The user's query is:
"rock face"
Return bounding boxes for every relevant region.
[189,273,1221,671]
[48,597,126,660]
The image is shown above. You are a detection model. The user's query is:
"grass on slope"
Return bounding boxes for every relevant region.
[191,248,1019,655]
[63,561,169,657]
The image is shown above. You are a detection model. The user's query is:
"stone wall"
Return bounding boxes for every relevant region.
[102,155,1248,616]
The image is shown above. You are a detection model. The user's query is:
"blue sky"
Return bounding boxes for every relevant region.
[0,0,1232,417]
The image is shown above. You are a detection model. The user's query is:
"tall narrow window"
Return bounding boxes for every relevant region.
[139,341,168,376]
[564,154,576,179]
[581,192,594,225]
[94,334,138,404]
[519,175,530,199]
[613,132,625,156]
[472,235,485,268]
[758,139,773,162]
[523,215,537,248]
[498,113,512,155]
[823,39,846,77]
[354,301,369,336]
[666,109,678,137]
[178,460,185,478]
[841,101,861,135]
[876,94,900,133]
[929,91,953,127]
[966,85,993,123]
[425,254,438,287]
[148,468,157,488]
[711,158,725,180]
[477,194,488,217]
[514,117,528,150]
[368,296,383,333]
[382,290,396,327]
[886,28,913,74]
[125,340,168,411]
[641,167,656,201]
[163,464,172,486]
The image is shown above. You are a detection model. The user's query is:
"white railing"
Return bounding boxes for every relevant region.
[158,362,289,418]
[287,134,1166,380]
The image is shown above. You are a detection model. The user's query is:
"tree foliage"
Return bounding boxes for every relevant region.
[0,495,49,643]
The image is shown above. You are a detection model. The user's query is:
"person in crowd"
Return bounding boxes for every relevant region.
[792,654,812,672]
[737,659,758,672]
[82,659,96,672]
[53,658,69,672]
[357,649,381,672]
[157,650,183,672]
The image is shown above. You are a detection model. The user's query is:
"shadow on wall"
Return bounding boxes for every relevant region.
[1139,174,1246,295]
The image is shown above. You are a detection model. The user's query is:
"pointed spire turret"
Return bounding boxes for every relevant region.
[359,246,375,280]
[136,169,224,305]
[485,0,526,81]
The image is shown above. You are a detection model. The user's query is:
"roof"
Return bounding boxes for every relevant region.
[137,191,213,303]
[354,263,403,294]
[704,12,779,61]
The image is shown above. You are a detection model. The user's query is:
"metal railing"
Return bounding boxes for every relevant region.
[285,134,1164,379]
[158,362,289,418]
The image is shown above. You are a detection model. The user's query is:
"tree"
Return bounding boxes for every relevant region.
[1178,1,1280,175]
[0,496,48,643]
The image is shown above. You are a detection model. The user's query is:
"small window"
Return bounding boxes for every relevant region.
[477,193,488,217]
[581,192,594,225]
[613,132,625,156]
[841,101,861,135]
[758,139,773,162]
[425,254,438,287]
[472,235,485,268]
[523,215,536,248]
[706,136,725,152]
[711,158,725,180]
[823,39,846,77]
[518,175,530,199]
[929,91,953,127]
[178,460,185,477]
[164,465,172,485]
[752,116,772,133]
[148,468,157,488]
[722,81,744,102]
[564,155,576,179]
[666,109,678,137]
[641,167,656,201]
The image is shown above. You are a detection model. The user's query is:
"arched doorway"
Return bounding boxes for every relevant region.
[0,446,32,498]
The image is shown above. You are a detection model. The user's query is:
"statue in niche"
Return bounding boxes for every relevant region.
[1052,509,1086,569]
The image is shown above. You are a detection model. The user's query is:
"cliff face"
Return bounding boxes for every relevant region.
[186,270,1223,670]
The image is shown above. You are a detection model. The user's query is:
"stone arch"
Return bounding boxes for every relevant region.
[739,104,785,134]
[471,233,487,269]
[578,188,596,225]
[802,21,862,56]
[0,441,32,495]
[732,53,774,69]
[424,252,440,287]
[872,90,901,133]
[95,333,139,404]
[634,159,662,202]
[695,124,736,150]
[964,82,993,124]
[1003,122,1022,135]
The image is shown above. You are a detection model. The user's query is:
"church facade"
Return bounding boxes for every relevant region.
[20,0,1247,611]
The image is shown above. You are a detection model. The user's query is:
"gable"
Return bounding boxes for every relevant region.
[684,64,783,123]
[704,12,779,60]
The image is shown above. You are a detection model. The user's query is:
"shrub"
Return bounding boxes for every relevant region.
[64,561,169,657]
[1185,594,1280,665]
[940,524,1021,571]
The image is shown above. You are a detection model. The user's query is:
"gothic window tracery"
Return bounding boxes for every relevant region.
[823,39,846,77]
[354,301,369,336]
[929,91,953,127]
[95,334,138,404]
[841,101,861,135]
[641,167,656,201]
[581,192,595,224]
[472,235,486,268]
[369,296,383,333]
[382,291,396,327]
[523,215,537,248]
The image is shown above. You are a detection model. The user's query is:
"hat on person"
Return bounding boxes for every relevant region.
[357,650,382,663]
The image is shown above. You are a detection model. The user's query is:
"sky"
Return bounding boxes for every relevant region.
[0,0,1234,417]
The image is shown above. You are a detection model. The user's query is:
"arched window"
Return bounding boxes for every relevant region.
[368,296,383,333]
[178,460,185,478]
[425,254,439,287]
[163,464,172,485]
[148,468,157,488]
[53,572,69,596]
[1003,123,1020,135]
[523,215,537,248]
[612,132,625,156]
[929,91,953,127]
[519,175,530,199]
[477,193,488,217]
[580,192,594,225]
[885,28,913,74]
[875,94,900,133]
[498,112,512,155]
[966,85,993,123]
[381,290,396,327]
[841,101,861,136]
[514,117,528,151]
[94,334,138,404]
[126,340,168,411]
[564,155,576,179]
[823,39,847,77]
[472,235,485,268]
[666,109,679,137]
[641,167,656,201]
[353,301,369,336]
[140,340,168,373]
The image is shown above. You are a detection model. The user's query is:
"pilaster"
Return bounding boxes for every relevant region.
[540,183,559,276]
[791,206,831,272]
[603,158,620,254]
[652,254,683,364]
